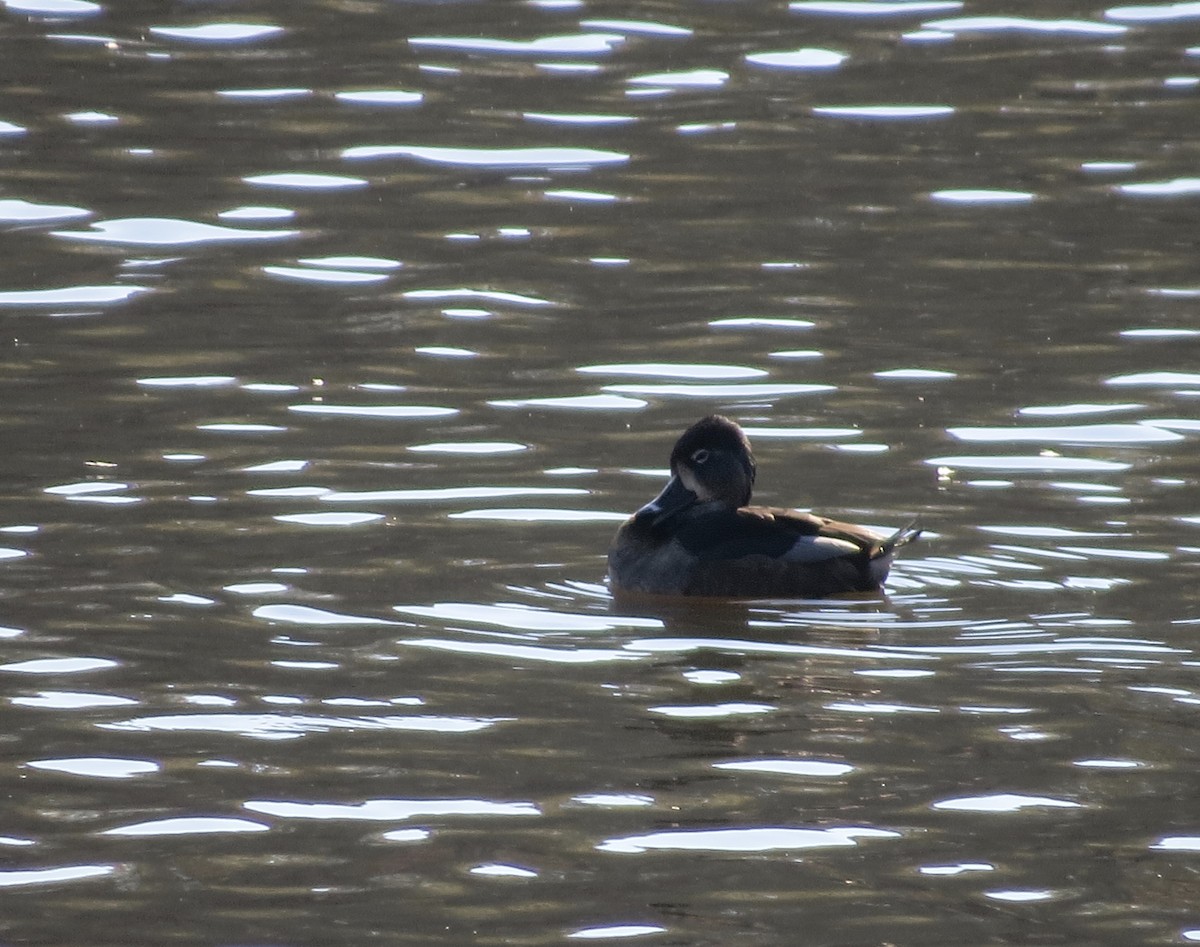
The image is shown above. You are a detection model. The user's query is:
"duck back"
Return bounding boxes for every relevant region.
[608,505,914,599]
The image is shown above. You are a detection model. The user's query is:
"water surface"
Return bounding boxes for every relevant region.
[3,1,1200,943]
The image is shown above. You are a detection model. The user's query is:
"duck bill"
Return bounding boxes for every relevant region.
[634,474,697,527]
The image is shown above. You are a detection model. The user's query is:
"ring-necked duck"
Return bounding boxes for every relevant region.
[608,415,920,598]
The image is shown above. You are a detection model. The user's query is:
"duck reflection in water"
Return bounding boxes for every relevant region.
[608,415,921,600]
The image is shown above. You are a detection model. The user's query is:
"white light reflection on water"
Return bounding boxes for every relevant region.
[345,145,628,169]
[977,526,1121,538]
[137,375,236,387]
[1106,3,1200,22]
[1121,328,1200,338]
[405,287,555,306]
[790,1,961,13]
[933,793,1081,812]
[415,346,476,357]
[300,256,401,271]
[248,486,331,499]
[677,122,732,137]
[491,394,647,410]
[746,48,847,69]
[0,199,91,222]
[217,88,310,100]
[102,712,499,739]
[602,382,834,399]
[856,668,934,679]
[252,604,397,626]
[1107,371,1200,386]
[626,637,929,662]
[400,639,644,665]
[470,863,538,878]
[598,825,899,854]
[198,423,284,433]
[710,317,815,329]
[0,285,150,306]
[244,172,367,189]
[538,62,603,75]
[882,639,1177,658]
[394,602,660,632]
[0,865,117,888]
[544,188,620,203]
[244,798,540,820]
[224,582,288,595]
[1082,160,1137,173]
[1018,403,1142,416]
[581,18,692,36]
[409,34,624,55]
[649,703,775,718]
[769,349,823,359]
[323,486,586,503]
[814,105,954,119]
[66,110,116,124]
[930,189,1035,204]
[262,266,390,285]
[715,759,854,777]
[1145,287,1200,297]
[571,793,655,807]
[876,368,956,379]
[1,657,117,674]
[947,423,1183,444]
[28,757,158,779]
[408,442,527,454]
[12,691,136,709]
[742,426,860,439]
[219,206,294,221]
[627,69,728,87]
[1057,546,1169,561]
[578,363,767,379]
[928,455,1129,472]
[335,90,423,106]
[984,889,1055,903]
[288,404,457,419]
[922,16,1125,35]
[5,0,102,14]
[1117,177,1200,196]
[45,481,129,496]
[149,23,283,42]
[1152,835,1200,851]
[52,217,299,245]
[382,828,431,842]
[450,508,629,522]
[568,925,667,940]
[826,699,939,714]
[524,110,632,127]
[919,861,994,876]
[103,817,268,836]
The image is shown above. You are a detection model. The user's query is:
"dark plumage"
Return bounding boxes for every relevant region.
[608,415,921,599]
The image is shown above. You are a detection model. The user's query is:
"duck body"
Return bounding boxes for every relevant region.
[608,415,920,599]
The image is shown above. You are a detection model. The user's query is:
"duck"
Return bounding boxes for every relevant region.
[608,415,921,599]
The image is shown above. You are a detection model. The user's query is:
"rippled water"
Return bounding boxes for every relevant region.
[4,0,1200,943]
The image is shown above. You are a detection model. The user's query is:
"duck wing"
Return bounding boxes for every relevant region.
[674,506,883,563]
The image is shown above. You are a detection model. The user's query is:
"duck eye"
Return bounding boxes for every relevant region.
[691,449,710,465]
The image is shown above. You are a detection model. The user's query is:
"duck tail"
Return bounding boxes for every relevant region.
[883,518,922,553]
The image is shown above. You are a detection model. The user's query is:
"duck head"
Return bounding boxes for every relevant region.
[634,415,756,527]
